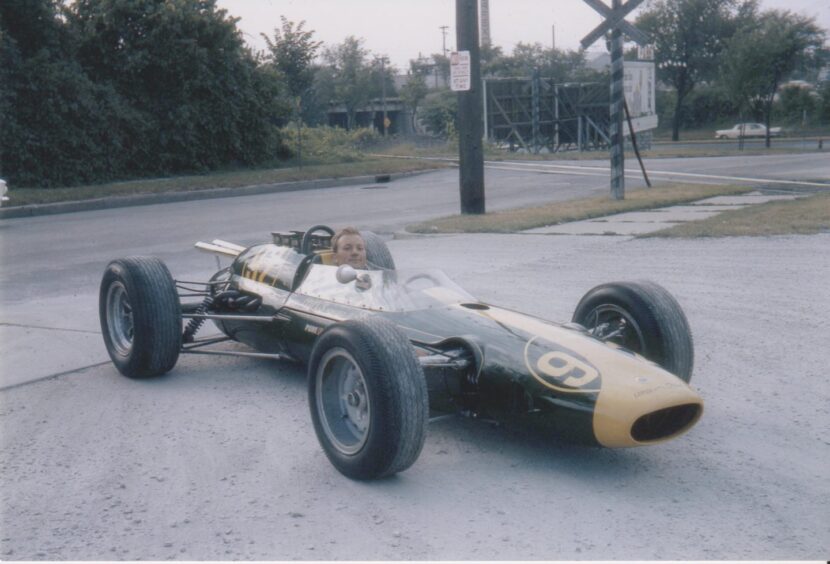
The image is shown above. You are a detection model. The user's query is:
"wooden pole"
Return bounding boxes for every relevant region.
[456,0,485,214]
[609,0,625,200]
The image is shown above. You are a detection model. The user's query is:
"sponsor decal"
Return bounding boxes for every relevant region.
[304,323,322,336]
[633,381,684,399]
[524,336,601,393]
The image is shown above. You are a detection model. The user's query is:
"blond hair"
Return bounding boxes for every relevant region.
[331,227,363,252]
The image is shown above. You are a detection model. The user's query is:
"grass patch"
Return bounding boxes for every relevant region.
[6,158,450,206]
[407,183,754,233]
[371,140,826,163]
[643,191,830,238]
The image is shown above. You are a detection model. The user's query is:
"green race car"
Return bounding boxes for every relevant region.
[99,225,703,480]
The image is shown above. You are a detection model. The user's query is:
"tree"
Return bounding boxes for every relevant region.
[318,36,394,131]
[262,17,321,115]
[482,42,597,82]
[721,10,827,145]
[636,0,755,140]
[399,70,429,132]
[419,89,458,138]
[67,0,286,173]
[320,36,372,129]
[0,0,138,186]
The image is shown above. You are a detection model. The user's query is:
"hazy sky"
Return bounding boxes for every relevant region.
[216,0,830,70]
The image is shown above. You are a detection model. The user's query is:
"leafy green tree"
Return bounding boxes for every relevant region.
[67,0,286,173]
[399,65,429,132]
[320,36,373,130]
[0,0,137,186]
[721,10,826,145]
[818,82,830,124]
[419,89,458,138]
[775,84,818,126]
[317,36,394,130]
[482,42,597,82]
[262,16,321,122]
[636,0,755,140]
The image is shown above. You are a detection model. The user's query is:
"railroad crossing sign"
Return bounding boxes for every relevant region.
[580,0,648,48]
[580,0,650,200]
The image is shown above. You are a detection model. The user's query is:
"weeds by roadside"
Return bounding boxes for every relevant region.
[407,183,755,234]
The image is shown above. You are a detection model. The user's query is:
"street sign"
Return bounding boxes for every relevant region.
[580,0,648,48]
[637,44,655,61]
[450,50,471,91]
[623,61,657,134]
[580,0,650,200]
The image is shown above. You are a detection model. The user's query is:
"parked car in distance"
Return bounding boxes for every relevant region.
[715,123,782,139]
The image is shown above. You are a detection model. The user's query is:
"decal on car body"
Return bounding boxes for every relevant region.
[525,336,602,393]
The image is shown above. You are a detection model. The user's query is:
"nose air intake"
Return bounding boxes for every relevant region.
[631,403,702,442]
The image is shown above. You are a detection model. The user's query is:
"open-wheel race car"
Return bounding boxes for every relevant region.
[99,225,703,480]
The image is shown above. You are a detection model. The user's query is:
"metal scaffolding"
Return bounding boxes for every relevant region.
[483,76,611,153]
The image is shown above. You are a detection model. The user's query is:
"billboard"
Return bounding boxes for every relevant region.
[623,61,657,134]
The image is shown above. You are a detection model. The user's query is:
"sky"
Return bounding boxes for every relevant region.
[215,0,830,71]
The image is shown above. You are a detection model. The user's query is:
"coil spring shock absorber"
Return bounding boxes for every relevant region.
[182,295,214,343]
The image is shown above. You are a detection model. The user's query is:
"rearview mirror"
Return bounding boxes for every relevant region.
[336,264,371,290]
[336,264,357,284]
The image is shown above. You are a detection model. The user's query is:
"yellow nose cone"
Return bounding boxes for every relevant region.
[593,363,703,447]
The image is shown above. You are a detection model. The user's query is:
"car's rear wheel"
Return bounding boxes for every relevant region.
[572,281,694,382]
[308,317,428,480]
[99,257,181,378]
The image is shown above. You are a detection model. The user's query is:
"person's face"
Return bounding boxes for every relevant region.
[334,234,367,268]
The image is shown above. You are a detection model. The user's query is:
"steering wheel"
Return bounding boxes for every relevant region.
[300,225,335,256]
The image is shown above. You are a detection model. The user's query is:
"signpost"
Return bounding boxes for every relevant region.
[455,0,485,214]
[580,0,649,200]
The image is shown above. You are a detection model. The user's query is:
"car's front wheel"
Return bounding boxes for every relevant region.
[99,257,181,378]
[308,317,428,480]
[572,281,694,382]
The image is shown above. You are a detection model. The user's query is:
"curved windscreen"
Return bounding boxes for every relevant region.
[296,265,477,312]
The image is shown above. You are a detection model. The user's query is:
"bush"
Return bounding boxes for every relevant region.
[818,83,830,125]
[279,125,380,163]
[774,85,819,126]
[418,90,458,139]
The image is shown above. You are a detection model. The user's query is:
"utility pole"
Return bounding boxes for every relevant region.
[439,25,449,58]
[377,56,389,136]
[455,0,485,214]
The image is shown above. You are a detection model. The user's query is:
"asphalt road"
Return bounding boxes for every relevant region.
[1,153,828,559]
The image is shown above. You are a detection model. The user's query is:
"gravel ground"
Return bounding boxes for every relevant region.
[1,232,828,560]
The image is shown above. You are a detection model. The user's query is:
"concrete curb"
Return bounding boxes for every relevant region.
[0,169,437,220]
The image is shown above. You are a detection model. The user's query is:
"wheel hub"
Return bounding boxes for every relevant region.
[316,348,371,455]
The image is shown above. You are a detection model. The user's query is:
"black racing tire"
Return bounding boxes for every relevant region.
[361,231,396,270]
[308,317,428,480]
[572,280,694,382]
[99,257,182,378]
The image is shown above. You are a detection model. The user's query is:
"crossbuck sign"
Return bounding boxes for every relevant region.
[580,0,649,200]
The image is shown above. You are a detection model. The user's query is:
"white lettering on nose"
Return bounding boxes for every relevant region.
[537,351,600,388]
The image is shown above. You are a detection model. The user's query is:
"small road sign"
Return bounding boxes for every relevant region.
[450,50,471,91]
[580,0,650,201]
[580,0,648,48]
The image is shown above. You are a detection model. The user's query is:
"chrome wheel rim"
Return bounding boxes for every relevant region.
[106,282,134,357]
[585,304,646,353]
[316,348,370,455]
